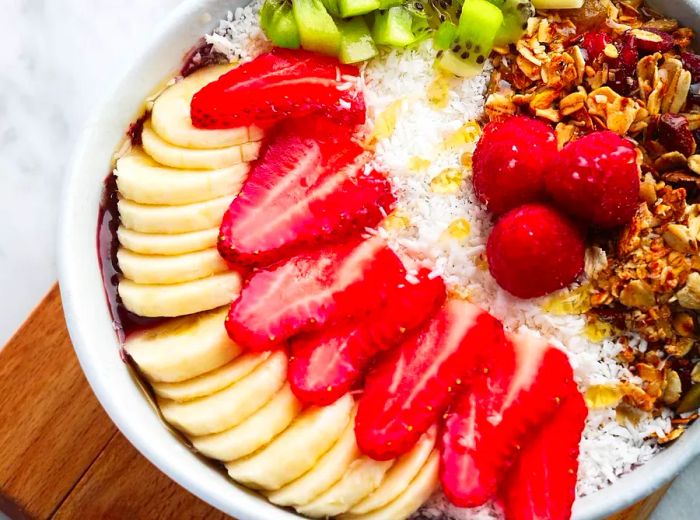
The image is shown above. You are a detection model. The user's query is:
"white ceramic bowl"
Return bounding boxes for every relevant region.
[58,1,700,518]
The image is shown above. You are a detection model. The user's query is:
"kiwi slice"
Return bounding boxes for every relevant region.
[372,7,417,47]
[437,0,503,77]
[260,0,301,49]
[338,17,378,63]
[492,0,534,47]
[319,0,341,16]
[434,20,458,50]
[338,0,381,17]
[423,0,463,29]
[292,0,342,55]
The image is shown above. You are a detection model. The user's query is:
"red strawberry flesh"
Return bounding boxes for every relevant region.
[218,118,394,268]
[440,334,575,507]
[226,237,405,352]
[191,48,365,128]
[288,270,447,406]
[355,300,505,461]
[502,389,588,520]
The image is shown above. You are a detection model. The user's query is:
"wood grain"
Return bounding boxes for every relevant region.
[0,286,117,519]
[608,483,671,520]
[52,434,228,520]
[0,285,224,520]
[0,284,671,520]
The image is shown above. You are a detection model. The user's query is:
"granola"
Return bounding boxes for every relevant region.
[486,0,700,426]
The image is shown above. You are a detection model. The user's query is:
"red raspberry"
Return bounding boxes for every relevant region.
[546,131,640,229]
[472,117,557,216]
[487,204,585,299]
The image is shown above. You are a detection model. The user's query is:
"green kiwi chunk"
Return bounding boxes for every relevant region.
[372,7,417,47]
[292,0,342,55]
[338,0,381,17]
[434,20,458,50]
[492,0,534,47]
[261,0,301,49]
[319,0,342,16]
[338,17,378,63]
[437,0,503,77]
[379,0,403,7]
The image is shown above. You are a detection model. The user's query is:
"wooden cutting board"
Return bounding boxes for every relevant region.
[0,285,669,519]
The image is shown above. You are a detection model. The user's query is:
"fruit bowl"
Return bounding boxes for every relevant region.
[58,0,700,518]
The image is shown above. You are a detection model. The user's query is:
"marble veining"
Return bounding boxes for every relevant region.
[0,0,182,346]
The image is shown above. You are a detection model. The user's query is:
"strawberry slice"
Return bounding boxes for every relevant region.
[226,237,406,352]
[288,270,446,406]
[218,118,394,268]
[439,335,575,507]
[354,300,505,461]
[191,48,365,128]
[502,389,588,520]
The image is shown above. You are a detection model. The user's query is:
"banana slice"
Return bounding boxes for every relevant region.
[159,351,287,436]
[192,383,302,461]
[118,195,232,234]
[117,227,219,256]
[125,306,238,382]
[267,408,360,507]
[227,393,354,491]
[152,352,270,401]
[296,457,394,518]
[340,451,440,520]
[151,64,263,149]
[142,120,261,170]
[115,148,249,205]
[119,271,241,318]
[350,428,436,515]
[117,248,229,285]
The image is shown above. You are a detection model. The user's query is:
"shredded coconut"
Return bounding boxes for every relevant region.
[205,0,270,62]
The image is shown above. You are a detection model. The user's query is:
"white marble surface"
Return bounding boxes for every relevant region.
[0,0,697,517]
[0,0,183,347]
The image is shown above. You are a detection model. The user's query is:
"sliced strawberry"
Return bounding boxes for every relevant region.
[439,335,575,507]
[191,48,365,128]
[502,389,588,520]
[288,270,446,406]
[218,118,394,268]
[354,300,506,461]
[226,237,406,352]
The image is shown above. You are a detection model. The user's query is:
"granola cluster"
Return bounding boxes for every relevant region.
[588,182,700,411]
[484,0,700,420]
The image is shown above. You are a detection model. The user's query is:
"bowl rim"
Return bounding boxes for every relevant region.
[58,0,700,518]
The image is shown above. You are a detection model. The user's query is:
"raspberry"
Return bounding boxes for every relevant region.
[472,116,558,216]
[546,131,640,229]
[487,204,585,299]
